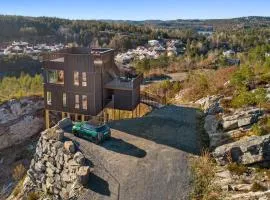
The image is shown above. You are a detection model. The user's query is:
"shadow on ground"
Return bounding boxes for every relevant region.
[101,138,146,158]
[109,105,202,155]
[85,173,111,196]
[64,129,147,158]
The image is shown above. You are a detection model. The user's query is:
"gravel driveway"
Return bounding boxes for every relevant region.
[65,105,202,200]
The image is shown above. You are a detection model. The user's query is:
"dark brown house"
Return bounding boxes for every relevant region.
[43,47,142,128]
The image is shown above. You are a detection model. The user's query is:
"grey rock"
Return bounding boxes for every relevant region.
[34,161,46,173]
[73,152,85,165]
[213,134,270,165]
[77,166,90,185]
[196,95,223,115]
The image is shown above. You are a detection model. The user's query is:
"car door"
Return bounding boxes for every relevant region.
[81,124,95,141]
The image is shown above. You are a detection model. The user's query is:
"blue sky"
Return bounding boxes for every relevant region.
[0,0,269,20]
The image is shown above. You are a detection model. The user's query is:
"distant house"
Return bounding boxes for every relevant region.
[265,53,270,57]
[148,40,160,46]
[223,50,236,57]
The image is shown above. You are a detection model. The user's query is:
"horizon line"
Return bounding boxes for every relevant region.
[0,13,270,22]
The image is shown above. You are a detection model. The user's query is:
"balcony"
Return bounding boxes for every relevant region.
[104,74,143,90]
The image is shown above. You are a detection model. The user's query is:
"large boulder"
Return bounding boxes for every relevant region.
[213,134,270,165]
[0,116,44,150]
[222,107,262,131]
[0,97,44,150]
[196,95,223,115]
[204,115,222,148]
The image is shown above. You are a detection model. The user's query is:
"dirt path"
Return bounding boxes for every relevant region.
[65,105,202,200]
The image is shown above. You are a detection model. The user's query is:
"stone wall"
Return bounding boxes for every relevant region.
[9,125,91,200]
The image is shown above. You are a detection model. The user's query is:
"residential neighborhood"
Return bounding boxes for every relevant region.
[0,41,65,57]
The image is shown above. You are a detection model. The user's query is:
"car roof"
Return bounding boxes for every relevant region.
[81,121,106,129]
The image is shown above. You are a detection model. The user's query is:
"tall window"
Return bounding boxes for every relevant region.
[75,95,80,109]
[47,91,52,105]
[63,93,67,107]
[82,72,87,87]
[48,70,64,84]
[74,71,79,86]
[82,95,87,110]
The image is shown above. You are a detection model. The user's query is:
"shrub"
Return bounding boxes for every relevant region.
[231,89,256,108]
[231,65,255,89]
[231,88,267,108]
[251,124,266,136]
[190,151,222,200]
[251,182,268,192]
[227,163,247,176]
[12,164,26,181]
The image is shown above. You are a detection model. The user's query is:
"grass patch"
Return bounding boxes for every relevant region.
[227,163,248,176]
[12,163,26,181]
[27,192,40,200]
[249,117,270,136]
[190,151,222,200]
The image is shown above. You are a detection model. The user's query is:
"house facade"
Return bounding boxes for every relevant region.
[43,47,142,128]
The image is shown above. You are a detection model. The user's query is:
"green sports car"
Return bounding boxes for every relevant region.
[72,122,111,144]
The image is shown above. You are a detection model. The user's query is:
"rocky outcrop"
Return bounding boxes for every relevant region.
[214,166,270,200]
[0,97,44,150]
[195,95,223,115]
[197,94,265,148]
[10,125,92,200]
[213,134,270,165]
[222,108,262,131]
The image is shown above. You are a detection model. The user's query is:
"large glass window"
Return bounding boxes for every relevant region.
[82,95,87,110]
[47,91,52,105]
[63,93,67,107]
[74,71,79,86]
[82,72,87,87]
[75,95,80,109]
[47,70,64,84]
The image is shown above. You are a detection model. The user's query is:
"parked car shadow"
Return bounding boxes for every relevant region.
[101,137,147,158]
[109,105,203,155]
[63,129,147,158]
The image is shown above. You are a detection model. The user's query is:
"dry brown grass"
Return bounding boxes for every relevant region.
[190,150,222,200]
[12,163,26,181]
[182,67,236,101]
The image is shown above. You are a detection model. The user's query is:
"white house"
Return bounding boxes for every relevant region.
[223,50,236,57]
[148,40,160,46]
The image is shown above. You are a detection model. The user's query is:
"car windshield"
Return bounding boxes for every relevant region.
[95,125,107,132]
[82,123,95,130]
